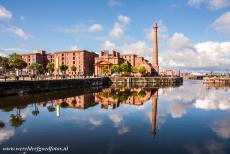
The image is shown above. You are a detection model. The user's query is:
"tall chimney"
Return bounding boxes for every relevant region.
[153,22,159,73]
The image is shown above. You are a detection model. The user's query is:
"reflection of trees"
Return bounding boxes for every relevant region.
[32,103,39,116]
[3,107,14,112]
[60,101,69,108]
[102,90,131,102]
[10,109,25,128]
[101,89,147,102]
[138,90,146,97]
[47,103,55,112]
[0,120,5,128]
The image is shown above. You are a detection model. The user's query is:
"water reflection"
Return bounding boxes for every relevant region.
[0,81,230,154]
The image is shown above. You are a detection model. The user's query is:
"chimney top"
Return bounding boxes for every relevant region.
[153,22,158,28]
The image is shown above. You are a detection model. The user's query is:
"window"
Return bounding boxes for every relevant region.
[62,54,64,56]
[73,61,75,64]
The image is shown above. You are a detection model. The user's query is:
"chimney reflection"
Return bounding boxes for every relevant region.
[151,90,158,138]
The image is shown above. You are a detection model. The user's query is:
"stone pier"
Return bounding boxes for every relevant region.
[0,77,110,96]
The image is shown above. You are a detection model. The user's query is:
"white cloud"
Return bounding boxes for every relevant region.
[70,45,81,50]
[109,113,129,135]
[108,0,122,7]
[160,32,230,70]
[168,102,188,118]
[6,26,32,39]
[103,41,117,51]
[0,5,12,20]
[118,15,130,25]
[121,41,152,60]
[109,113,123,127]
[88,23,103,33]
[0,25,32,40]
[89,117,103,126]
[187,0,230,10]
[58,24,87,34]
[109,15,131,39]
[212,117,230,139]
[208,0,230,10]
[0,128,15,144]
[187,0,206,7]
[212,11,230,34]
[20,16,25,21]
[0,48,30,56]
[168,32,190,50]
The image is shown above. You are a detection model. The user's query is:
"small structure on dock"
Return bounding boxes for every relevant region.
[203,76,230,84]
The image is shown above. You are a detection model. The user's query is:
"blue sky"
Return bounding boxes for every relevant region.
[0,0,230,71]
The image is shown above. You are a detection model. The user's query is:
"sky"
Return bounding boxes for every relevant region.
[0,0,230,72]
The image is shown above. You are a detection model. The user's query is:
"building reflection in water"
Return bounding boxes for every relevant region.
[0,87,159,138]
[52,87,159,138]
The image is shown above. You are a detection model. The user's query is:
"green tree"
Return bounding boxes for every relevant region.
[131,66,138,73]
[119,63,129,73]
[8,53,27,70]
[139,66,146,76]
[31,63,43,75]
[111,65,119,73]
[0,57,10,80]
[8,53,27,78]
[59,64,68,75]
[71,65,77,74]
[102,67,109,75]
[47,105,55,112]
[46,62,54,74]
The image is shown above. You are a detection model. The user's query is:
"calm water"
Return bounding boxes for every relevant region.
[0,81,230,154]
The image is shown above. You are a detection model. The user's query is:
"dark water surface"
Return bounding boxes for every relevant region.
[0,81,230,154]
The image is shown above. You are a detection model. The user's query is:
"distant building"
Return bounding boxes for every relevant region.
[95,50,152,76]
[160,69,180,77]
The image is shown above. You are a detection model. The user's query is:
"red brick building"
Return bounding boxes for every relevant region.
[52,50,98,76]
[21,50,98,76]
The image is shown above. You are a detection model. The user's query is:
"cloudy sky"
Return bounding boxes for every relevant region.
[0,0,229,71]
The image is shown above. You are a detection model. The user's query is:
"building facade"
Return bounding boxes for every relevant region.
[21,50,48,67]
[121,54,152,74]
[95,50,124,75]
[160,69,180,77]
[21,50,98,76]
[52,50,98,76]
[95,50,152,76]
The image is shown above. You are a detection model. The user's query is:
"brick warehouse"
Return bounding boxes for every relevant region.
[21,50,98,76]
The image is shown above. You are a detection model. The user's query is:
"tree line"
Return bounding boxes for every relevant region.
[103,63,147,76]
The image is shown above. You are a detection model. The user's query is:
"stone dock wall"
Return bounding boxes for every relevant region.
[0,77,183,96]
[0,77,110,96]
[109,77,183,87]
